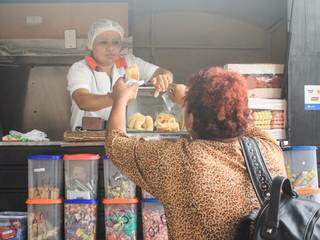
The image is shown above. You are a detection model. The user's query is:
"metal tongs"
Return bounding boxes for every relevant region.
[125,78,176,111]
[161,84,176,111]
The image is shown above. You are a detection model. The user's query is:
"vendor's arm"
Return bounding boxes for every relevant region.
[72,88,113,111]
[67,61,114,111]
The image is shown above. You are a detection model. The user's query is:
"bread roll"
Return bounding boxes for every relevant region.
[134,115,146,130]
[128,112,143,129]
[143,116,154,131]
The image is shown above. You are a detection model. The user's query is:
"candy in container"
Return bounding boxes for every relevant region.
[64,199,97,240]
[142,198,168,240]
[26,199,62,240]
[0,212,27,240]
[282,146,318,189]
[103,198,138,240]
[64,154,99,199]
[28,155,63,199]
[103,155,136,199]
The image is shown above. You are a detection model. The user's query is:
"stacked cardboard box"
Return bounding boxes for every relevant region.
[224,64,286,140]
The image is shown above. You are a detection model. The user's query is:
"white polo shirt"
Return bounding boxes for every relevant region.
[67,53,159,130]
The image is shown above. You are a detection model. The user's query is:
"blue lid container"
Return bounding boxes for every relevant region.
[64,199,97,240]
[28,155,63,199]
[283,145,318,190]
[282,146,317,151]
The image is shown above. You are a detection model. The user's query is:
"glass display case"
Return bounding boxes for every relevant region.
[126,87,186,135]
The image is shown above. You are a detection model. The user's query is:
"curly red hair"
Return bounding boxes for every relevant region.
[186,67,249,140]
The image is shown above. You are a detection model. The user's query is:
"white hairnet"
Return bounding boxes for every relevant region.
[87,19,125,50]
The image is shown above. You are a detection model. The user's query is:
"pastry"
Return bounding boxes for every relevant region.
[125,64,140,80]
[155,113,180,132]
[143,116,154,131]
[128,113,153,131]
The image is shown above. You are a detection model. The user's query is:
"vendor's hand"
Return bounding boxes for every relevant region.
[112,78,139,104]
[168,84,188,107]
[151,72,173,97]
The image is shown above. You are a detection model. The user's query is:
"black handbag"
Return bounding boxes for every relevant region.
[235,136,320,240]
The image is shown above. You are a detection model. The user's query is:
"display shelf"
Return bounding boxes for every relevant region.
[264,129,286,140]
[248,98,286,110]
[224,63,284,74]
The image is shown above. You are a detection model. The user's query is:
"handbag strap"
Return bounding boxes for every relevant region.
[263,176,296,237]
[239,136,273,205]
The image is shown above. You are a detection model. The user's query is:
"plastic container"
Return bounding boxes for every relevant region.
[103,198,138,240]
[64,154,99,199]
[297,188,320,203]
[28,155,63,199]
[26,199,62,240]
[64,199,97,240]
[0,212,27,240]
[103,155,136,199]
[282,146,318,189]
[142,198,168,240]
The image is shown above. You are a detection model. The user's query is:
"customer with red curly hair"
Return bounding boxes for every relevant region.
[105,67,285,239]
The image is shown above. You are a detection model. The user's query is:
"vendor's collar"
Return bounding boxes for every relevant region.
[85,55,127,71]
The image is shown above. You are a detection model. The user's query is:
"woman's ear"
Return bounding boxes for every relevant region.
[183,107,194,132]
[186,113,194,132]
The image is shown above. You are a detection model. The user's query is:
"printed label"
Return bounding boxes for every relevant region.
[304,85,320,110]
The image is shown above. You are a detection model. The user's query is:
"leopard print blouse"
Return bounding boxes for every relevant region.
[105,128,285,240]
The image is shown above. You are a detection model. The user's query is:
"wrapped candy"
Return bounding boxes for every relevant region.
[283,146,319,189]
[0,212,27,240]
[142,190,155,199]
[297,188,320,203]
[64,199,97,240]
[103,199,138,240]
[64,154,99,199]
[142,198,168,240]
[103,156,136,199]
